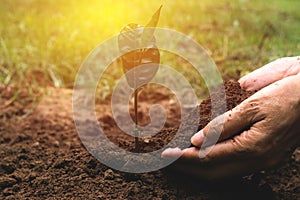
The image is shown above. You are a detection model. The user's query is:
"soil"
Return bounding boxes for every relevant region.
[0,81,299,199]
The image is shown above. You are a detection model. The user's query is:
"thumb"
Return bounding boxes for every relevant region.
[239,56,300,91]
[191,97,265,147]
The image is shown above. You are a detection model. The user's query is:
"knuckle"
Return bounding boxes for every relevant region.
[231,136,253,154]
[242,98,267,121]
[233,137,266,159]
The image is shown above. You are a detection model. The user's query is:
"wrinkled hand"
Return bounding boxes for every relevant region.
[162,56,300,180]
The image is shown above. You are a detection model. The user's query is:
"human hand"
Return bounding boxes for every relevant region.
[162,57,300,180]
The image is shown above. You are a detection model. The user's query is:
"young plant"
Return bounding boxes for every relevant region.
[118,6,162,151]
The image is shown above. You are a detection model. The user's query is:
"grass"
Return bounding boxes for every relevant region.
[0,0,300,99]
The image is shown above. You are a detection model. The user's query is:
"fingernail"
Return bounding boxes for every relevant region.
[161,147,181,158]
[161,148,172,158]
[191,130,204,146]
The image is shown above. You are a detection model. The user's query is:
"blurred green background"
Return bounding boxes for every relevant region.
[0,0,299,94]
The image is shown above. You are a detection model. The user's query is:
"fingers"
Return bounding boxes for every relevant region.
[162,122,268,180]
[163,137,245,163]
[163,138,258,180]
[239,56,300,91]
[191,97,264,148]
[185,140,242,163]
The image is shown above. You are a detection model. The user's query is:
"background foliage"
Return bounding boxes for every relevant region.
[1,0,299,96]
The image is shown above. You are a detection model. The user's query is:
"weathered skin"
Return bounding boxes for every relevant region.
[162,56,300,180]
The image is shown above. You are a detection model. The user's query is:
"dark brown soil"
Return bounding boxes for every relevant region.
[99,81,254,153]
[0,81,299,199]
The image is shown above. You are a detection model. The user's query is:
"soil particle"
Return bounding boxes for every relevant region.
[0,163,16,174]
[104,169,115,180]
[0,176,17,189]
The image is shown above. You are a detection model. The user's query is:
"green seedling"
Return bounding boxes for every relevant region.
[118,6,162,151]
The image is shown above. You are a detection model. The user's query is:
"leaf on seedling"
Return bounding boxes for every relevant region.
[141,5,162,47]
[118,6,162,89]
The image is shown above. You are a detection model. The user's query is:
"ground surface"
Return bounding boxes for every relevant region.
[0,82,299,199]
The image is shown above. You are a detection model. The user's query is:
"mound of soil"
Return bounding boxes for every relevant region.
[98,81,254,153]
[0,81,299,199]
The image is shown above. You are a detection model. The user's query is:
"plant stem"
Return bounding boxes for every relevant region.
[134,89,139,151]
